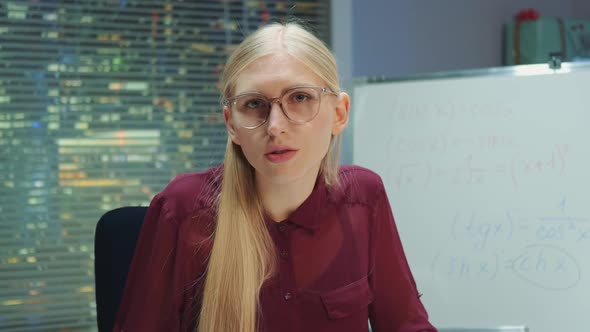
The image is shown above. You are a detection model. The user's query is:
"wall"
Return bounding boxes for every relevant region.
[573,1,590,18]
[332,0,590,79]
[331,0,353,83]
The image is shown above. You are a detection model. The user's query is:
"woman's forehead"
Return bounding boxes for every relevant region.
[233,53,323,95]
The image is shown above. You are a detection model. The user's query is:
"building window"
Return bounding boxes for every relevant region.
[0,1,331,330]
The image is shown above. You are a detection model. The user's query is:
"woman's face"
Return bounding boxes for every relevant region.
[223,53,349,185]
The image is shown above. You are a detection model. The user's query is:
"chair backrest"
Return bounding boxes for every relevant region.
[94,206,148,332]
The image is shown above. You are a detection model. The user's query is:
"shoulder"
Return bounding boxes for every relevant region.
[155,164,222,220]
[329,165,386,205]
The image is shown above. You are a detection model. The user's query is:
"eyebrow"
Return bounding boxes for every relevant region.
[234,84,320,97]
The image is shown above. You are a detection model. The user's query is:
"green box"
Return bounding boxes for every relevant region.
[504,18,590,65]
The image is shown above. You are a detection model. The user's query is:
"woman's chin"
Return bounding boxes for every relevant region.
[255,167,313,187]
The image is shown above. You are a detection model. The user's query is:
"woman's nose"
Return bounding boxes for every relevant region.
[266,102,288,136]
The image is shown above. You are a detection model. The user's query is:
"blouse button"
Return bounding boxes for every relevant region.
[283,292,292,301]
[280,250,288,258]
[277,224,286,232]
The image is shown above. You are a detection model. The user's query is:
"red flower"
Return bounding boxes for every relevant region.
[515,8,540,22]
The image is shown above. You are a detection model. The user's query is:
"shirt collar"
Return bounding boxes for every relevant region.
[213,164,333,232]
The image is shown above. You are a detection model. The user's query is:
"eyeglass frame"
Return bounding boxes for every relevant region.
[222,85,338,129]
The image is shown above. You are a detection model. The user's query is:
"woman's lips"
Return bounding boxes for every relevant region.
[265,149,297,163]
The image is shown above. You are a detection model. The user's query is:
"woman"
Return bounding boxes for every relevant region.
[114,21,436,332]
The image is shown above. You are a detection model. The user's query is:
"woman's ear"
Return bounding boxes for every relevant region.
[331,92,350,135]
[224,106,241,145]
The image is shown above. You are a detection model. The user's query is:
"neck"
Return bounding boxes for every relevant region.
[256,167,320,222]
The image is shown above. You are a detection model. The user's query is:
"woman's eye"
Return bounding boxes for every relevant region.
[291,93,309,103]
[245,99,265,109]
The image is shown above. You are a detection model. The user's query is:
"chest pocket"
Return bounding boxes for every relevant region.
[320,275,374,319]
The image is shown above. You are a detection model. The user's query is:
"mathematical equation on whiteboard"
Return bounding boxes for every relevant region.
[387,143,569,188]
[431,203,588,290]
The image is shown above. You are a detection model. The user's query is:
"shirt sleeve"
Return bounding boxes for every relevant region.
[368,178,437,332]
[112,193,185,332]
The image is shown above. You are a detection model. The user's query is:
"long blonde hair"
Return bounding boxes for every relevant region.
[197,22,343,332]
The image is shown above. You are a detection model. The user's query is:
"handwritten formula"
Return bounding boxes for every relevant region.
[432,203,588,290]
[389,144,569,188]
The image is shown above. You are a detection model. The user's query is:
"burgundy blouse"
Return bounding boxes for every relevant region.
[113,165,436,332]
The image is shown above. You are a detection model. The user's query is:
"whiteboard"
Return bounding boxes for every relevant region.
[350,63,590,332]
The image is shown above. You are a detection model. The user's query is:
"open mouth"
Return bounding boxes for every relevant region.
[269,150,292,154]
[265,148,297,163]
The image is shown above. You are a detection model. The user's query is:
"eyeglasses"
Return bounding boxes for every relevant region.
[222,86,337,129]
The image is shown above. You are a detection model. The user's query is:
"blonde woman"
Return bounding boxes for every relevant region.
[114,22,436,332]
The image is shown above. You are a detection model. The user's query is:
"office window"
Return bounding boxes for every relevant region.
[0,1,331,331]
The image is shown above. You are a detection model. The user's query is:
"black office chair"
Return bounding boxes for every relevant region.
[94,206,148,332]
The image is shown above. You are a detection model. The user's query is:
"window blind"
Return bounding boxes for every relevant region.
[0,1,331,331]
